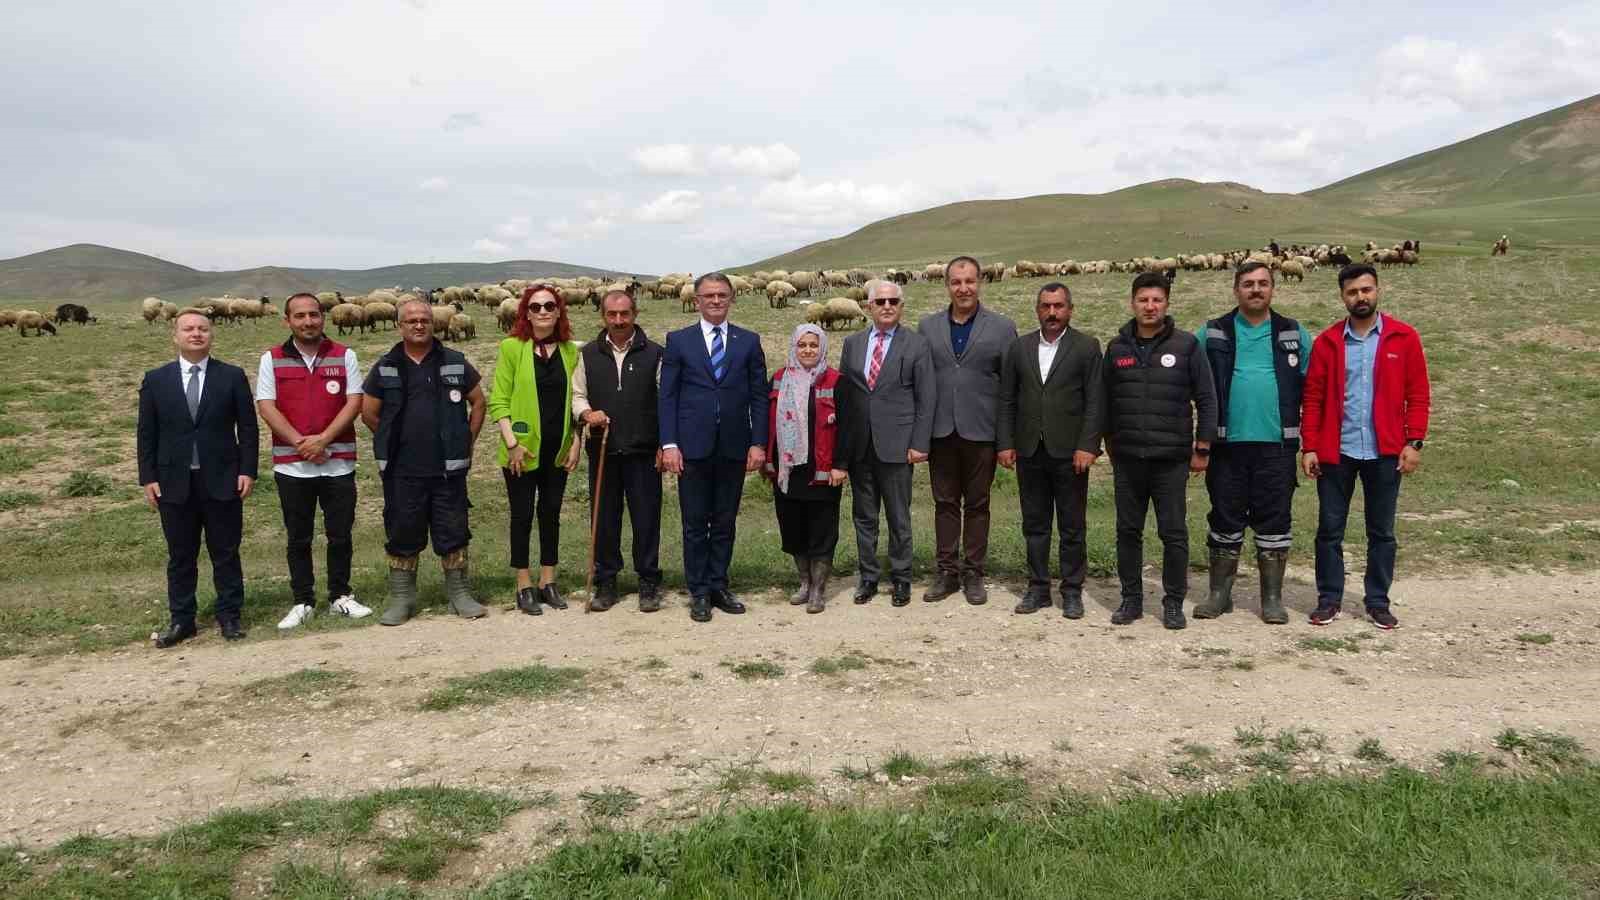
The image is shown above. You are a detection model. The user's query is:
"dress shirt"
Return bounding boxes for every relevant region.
[1036,329,1062,381]
[1339,313,1383,460]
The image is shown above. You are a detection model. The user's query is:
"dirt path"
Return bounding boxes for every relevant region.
[4,568,1598,848]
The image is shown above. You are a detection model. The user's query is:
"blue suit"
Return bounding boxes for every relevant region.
[659,321,768,597]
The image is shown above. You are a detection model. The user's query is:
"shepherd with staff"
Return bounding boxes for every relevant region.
[571,289,666,612]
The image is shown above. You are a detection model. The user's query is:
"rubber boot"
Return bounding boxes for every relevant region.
[789,555,812,606]
[806,558,831,614]
[441,549,486,619]
[1161,597,1187,630]
[1258,549,1290,625]
[380,557,419,626]
[1192,547,1239,619]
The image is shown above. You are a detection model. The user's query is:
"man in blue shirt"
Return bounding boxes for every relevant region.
[1195,261,1311,625]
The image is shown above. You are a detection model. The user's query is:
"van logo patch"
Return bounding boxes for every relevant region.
[1115,356,1136,368]
[325,379,340,394]
[448,389,462,403]
[1287,354,1298,367]
[1160,353,1177,368]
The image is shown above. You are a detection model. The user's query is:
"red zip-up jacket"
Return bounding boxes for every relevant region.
[1301,314,1430,460]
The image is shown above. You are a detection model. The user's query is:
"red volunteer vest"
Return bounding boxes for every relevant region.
[765,366,840,484]
[268,339,358,465]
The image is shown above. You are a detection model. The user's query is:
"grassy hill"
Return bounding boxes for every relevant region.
[0,244,636,307]
[749,93,1600,271]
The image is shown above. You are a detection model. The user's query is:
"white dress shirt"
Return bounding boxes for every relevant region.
[700,318,728,356]
[1037,330,1062,381]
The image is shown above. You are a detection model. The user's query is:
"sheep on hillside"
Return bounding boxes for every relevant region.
[922,263,946,282]
[16,311,57,336]
[679,282,696,313]
[315,291,342,311]
[141,297,165,324]
[497,298,519,333]
[787,271,816,296]
[766,280,798,309]
[981,262,1006,282]
[1492,235,1510,256]
[1278,260,1306,282]
[0,310,18,329]
[329,303,370,335]
[365,301,398,329]
[431,303,462,336]
[447,313,475,341]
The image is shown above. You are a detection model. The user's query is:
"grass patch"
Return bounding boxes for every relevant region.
[1515,632,1555,645]
[1240,750,1292,774]
[1496,728,1587,769]
[880,751,934,780]
[478,767,1600,897]
[1234,724,1266,748]
[727,659,784,680]
[56,471,114,498]
[240,667,353,700]
[834,763,874,782]
[759,770,816,793]
[809,653,870,676]
[639,655,669,670]
[0,418,28,438]
[921,773,1030,807]
[1437,750,1486,773]
[579,785,642,819]
[0,449,43,476]
[0,490,42,511]
[1297,636,1363,653]
[419,664,585,711]
[1355,738,1395,764]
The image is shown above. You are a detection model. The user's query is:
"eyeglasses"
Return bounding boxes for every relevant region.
[870,297,902,306]
[528,301,559,313]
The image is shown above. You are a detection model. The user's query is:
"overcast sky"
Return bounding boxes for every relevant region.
[3,0,1597,274]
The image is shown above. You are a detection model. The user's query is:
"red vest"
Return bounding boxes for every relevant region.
[765,366,840,484]
[268,339,358,464]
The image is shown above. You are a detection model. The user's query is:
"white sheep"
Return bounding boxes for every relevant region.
[497,297,519,332]
[765,280,798,309]
[329,303,370,335]
[365,301,398,329]
[140,296,164,324]
[447,313,475,341]
[16,310,57,336]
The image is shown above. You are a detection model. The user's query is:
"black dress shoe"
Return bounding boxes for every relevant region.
[689,594,712,622]
[516,587,543,616]
[710,589,746,614]
[891,580,912,607]
[538,584,568,610]
[853,581,878,604]
[1061,593,1084,619]
[638,582,662,613]
[588,582,618,612]
[1013,589,1049,615]
[219,617,246,642]
[153,621,196,649]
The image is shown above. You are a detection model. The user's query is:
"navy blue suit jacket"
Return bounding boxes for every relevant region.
[136,359,260,505]
[658,322,769,462]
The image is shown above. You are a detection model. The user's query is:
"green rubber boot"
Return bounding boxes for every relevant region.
[1258,549,1290,625]
[1193,547,1239,619]
[790,555,812,605]
[442,549,486,619]
[380,560,419,626]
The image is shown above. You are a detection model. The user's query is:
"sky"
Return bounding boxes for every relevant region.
[3,0,1597,274]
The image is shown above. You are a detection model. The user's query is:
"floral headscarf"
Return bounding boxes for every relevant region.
[775,323,830,493]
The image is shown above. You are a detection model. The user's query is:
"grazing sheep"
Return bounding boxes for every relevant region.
[365,301,398,329]
[228,297,268,322]
[844,286,867,302]
[1399,250,1419,266]
[431,303,462,336]
[886,269,912,285]
[765,280,798,309]
[160,301,179,321]
[821,297,865,330]
[1492,235,1510,256]
[922,263,945,282]
[141,297,165,324]
[54,303,95,325]
[315,291,342,311]
[497,297,519,332]
[980,262,1006,282]
[447,313,475,341]
[786,271,816,296]
[679,282,696,313]
[0,310,17,329]
[823,270,851,289]
[16,311,57,336]
[329,303,370,335]
[1278,260,1306,282]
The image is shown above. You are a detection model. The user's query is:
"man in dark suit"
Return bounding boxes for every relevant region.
[996,283,1103,618]
[916,256,1018,605]
[137,310,260,648]
[836,280,934,607]
[659,272,769,622]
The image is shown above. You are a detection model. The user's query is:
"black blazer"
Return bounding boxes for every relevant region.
[137,359,259,505]
[996,327,1103,459]
[835,326,935,464]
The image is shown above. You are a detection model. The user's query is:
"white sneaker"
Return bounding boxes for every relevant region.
[277,603,315,630]
[330,595,372,619]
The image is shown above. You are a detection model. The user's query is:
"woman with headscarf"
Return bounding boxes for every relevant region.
[763,323,849,613]
[487,285,581,616]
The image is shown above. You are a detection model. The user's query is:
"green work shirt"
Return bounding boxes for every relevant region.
[1201,314,1311,443]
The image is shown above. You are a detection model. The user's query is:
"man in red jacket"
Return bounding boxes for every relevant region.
[1301,264,1430,629]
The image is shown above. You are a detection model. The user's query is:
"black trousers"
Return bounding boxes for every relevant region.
[1204,442,1297,551]
[1016,449,1089,595]
[679,457,746,598]
[383,474,471,558]
[849,444,914,583]
[158,469,244,623]
[774,486,841,559]
[1315,455,1402,611]
[1112,455,1190,603]
[589,450,663,586]
[503,465,567,568]
[274,472,356,606]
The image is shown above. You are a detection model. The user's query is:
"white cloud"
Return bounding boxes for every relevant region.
[547,216,616,241]
[417,176,450,192]
[494,215,532,239]
[753,177,928,227]
[706,143,801,178]
[634,189,703,224]
[631,144,699,176]
[472,238,509,255]
[1376,28,1600,110]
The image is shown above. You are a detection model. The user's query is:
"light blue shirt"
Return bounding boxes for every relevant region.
[863,325,898,381]
[1339,314,1383,460]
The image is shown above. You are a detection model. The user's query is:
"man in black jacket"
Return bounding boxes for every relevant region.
[137,310,260,648]
[1100,273,1218,629]
[572,290,665,612]
[996,283,1103,618]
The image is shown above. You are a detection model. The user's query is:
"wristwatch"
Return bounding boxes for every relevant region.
[1408,439,1424,451]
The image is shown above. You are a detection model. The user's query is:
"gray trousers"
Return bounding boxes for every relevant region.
[849,444,914,584]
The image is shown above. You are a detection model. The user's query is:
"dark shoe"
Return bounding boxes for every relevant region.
[588,582,618,613]
[638,582,662,613]
[517,587,543,616]
[1110,599,1143,625]
[1060,592,1084,620]
[538,584,568,610]
[891,580,912,607]
[219,616,246,642]
[962,573,989,606]
[153,621,196,649]
[1161,599,1187,630]
[1013,588,1050,615]
[1368,607,1399,630]
[1193,548,1239,619]
[710,589,746,614]
[1309,601,1341,626]
[807,558,831,614]
[790,555,813,606]
[923,572,961,603]
[1257,550,1289,625]
[853,580,878,605]
[689,594,712,623]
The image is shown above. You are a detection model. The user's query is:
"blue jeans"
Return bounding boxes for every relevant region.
[1314,455,1402,610]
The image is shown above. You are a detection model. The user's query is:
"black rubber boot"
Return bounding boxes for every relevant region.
[380,559,419,626]
[1258,549,1290,624]
[1193,547,1239,619]
[790,555,812,606]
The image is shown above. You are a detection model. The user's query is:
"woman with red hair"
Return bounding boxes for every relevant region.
[487,285,582,615]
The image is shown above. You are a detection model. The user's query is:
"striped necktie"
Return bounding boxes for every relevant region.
[867,331,886,389]
[709,326,726,382]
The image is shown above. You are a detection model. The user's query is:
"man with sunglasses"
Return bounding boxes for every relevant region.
[836,280,935,607]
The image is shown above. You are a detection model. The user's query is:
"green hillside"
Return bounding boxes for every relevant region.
[0,245,635,307]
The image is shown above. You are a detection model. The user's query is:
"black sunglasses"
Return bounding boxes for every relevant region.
[870,297,902,306]
[528,300,559,313]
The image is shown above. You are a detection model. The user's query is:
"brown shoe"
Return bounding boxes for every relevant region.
[962,573,988,605]
[923,572,961,603]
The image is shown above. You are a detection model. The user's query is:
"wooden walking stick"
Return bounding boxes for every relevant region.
[583,422,609,609]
